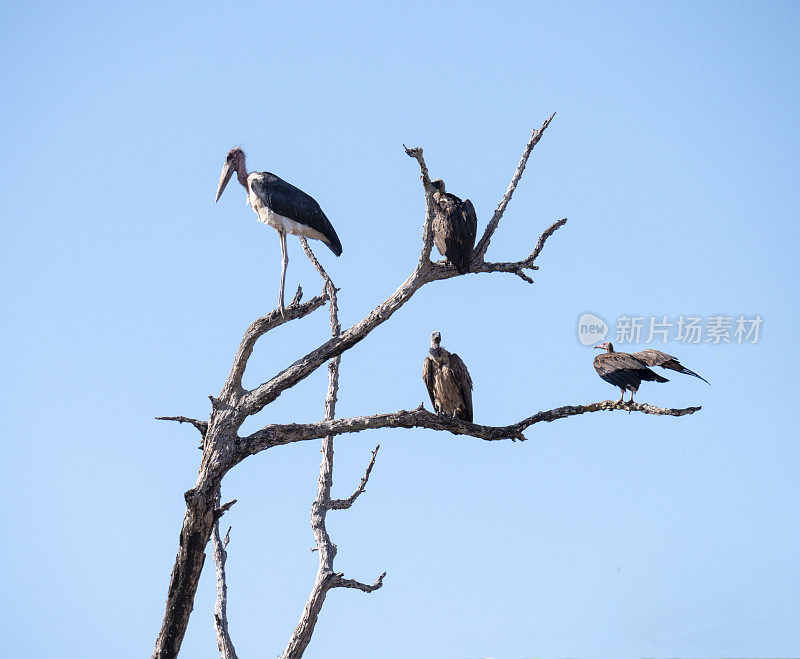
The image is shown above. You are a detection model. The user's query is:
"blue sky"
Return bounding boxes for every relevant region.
[2,1,799,657]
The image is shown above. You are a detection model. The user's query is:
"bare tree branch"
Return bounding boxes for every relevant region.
[212,489,238,659]
[472,217,568,283]
[403,145,436,263]
[153,120,699,659]
[527,215,567,263]
[242,401,701,451]
[155,473,224,659]
[333,571,386,592]
[241,266,425,418]
[221,286,328,403]
[330,445,380,510]
[281,242,385,659]
[474,113,556,260]
[282,238,340,659]
[156,416,208,436]
[214,499,237,520]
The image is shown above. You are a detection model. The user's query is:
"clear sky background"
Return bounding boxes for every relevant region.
[2,2,799,657]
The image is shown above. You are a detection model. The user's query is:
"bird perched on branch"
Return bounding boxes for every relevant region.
[215,147,342,314]
[593,342,708,403]
[422,331,473,422]
[430,179,478,274]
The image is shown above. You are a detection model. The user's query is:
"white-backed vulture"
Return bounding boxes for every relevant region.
[431,179,478,274]
[422,331,473,422]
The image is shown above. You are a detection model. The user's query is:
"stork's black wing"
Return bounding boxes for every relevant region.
[251,173,342,256]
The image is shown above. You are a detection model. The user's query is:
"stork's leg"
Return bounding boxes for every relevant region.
[617,388,625,403]
[278,230,288,316]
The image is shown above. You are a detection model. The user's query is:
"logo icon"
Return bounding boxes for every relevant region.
[577,312,608,346]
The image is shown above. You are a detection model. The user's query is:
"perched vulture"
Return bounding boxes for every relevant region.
[430,179,478,274]
[593,341,669,403]
[422,331,473,422]
[629,348,710,384]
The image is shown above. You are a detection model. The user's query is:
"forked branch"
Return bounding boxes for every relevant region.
[475,112,556,259]
[330,445,380,510]
[222,285,328,401]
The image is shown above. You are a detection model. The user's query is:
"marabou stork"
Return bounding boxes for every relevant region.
[422,331,474,422]
[430,179,478,274]
[215,147,342,313]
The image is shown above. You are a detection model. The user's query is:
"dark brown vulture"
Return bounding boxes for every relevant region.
[430,179,478,274]
[422,331,473,422]
[629,348,709,384]
[593,341,669,403]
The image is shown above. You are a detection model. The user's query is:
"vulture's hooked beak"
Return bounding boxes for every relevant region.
[215,160,235,203]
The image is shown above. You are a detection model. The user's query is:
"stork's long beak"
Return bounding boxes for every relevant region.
[215,161,235,203]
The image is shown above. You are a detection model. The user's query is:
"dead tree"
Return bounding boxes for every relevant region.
[153,115,701,658]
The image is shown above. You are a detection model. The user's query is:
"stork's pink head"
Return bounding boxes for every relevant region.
[226,146,245,167]
[215,147,246,203]
[594,341,614,352]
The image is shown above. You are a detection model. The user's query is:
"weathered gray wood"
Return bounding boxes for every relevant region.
[330,445,380,510]
[212,489,237,659]
[154,296,325,659]
[153,118,701,657]
[242,400,702,450]
[474,113,556,259]
[280,240,385,659]
[153,449,230,659]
